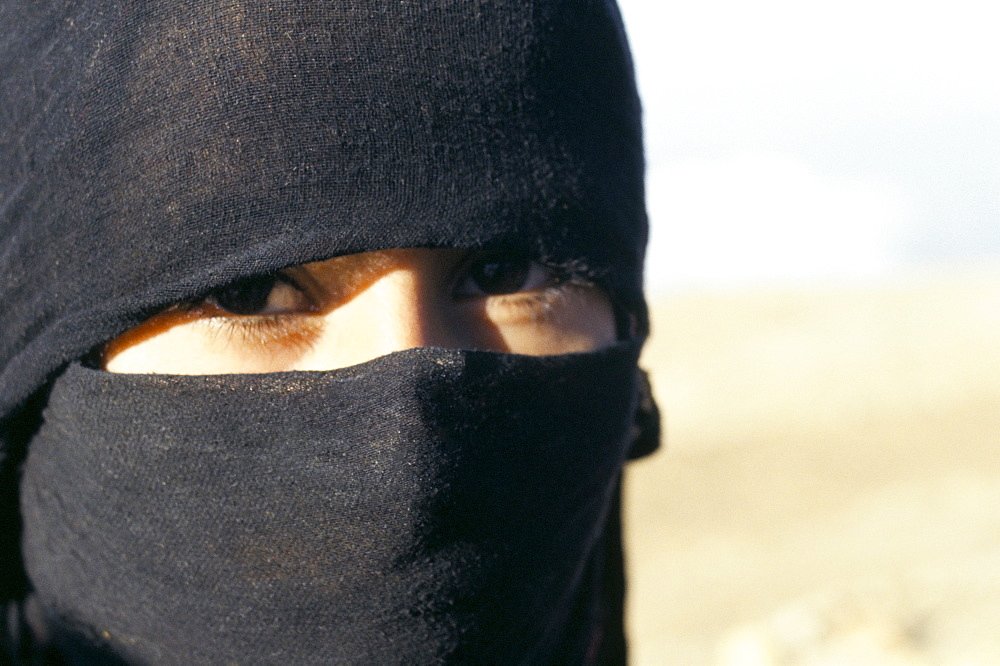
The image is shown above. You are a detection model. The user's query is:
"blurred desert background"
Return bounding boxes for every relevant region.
[607,0,1000,660]
[614,0,1000,660]
[622,262,1000,665]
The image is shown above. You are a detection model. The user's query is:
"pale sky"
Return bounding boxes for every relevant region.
[617,0,1000,292]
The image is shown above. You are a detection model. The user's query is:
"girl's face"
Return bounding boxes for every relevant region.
[102,248,618,374]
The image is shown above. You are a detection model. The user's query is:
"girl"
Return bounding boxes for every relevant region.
[0,1,657,662]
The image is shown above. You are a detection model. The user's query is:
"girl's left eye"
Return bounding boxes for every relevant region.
[205,274,312,316]
[454,255,553,298]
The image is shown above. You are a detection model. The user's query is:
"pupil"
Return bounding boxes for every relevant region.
[470,258,530,295]
[211,275,277,315]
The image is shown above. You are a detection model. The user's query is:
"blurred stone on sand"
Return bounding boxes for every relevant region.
[624,262,1000,665]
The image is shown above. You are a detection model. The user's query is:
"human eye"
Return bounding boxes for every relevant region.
[174,271,322,351]
[451,251,600,329]
[453,253,556,299]
[98,269,324,373]
[449,251,616,353]
[202,273,314,316]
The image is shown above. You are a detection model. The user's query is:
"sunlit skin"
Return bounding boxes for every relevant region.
[102,248,618,374]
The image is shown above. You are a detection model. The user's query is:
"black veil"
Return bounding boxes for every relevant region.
[1,2,655,662]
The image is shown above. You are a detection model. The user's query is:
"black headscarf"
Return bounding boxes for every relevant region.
[1,1,657,663]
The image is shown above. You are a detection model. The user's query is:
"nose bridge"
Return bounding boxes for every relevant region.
[375,266,450,350]
[307,262,459,369]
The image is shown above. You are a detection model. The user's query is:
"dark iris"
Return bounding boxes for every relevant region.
[208,274,278,315]
[468,256,531,295]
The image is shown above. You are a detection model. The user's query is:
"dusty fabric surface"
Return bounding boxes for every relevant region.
[0,0,646,418]
[21,345,641,663]
[0,1,652,662]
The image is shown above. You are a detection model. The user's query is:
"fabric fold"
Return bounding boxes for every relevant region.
[21,344,641,663]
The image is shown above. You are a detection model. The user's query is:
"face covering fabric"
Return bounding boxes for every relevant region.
[0,0,655,662]
[20,344,641,664]
[0,0,647,421]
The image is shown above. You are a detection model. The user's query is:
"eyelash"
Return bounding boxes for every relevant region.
[197,312,323,353]
[482,283,572,320]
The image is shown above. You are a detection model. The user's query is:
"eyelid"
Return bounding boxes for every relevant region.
[278,266,325,304]
[197,269,317,317]
[198,313,323,353]
[451,251,559,299]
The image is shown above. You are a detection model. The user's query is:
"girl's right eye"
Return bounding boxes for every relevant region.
[205,274,313,316]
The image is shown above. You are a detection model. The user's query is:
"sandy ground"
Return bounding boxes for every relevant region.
[623,263,1000,665]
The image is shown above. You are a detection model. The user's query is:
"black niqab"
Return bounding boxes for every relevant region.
[1,1,656,663]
